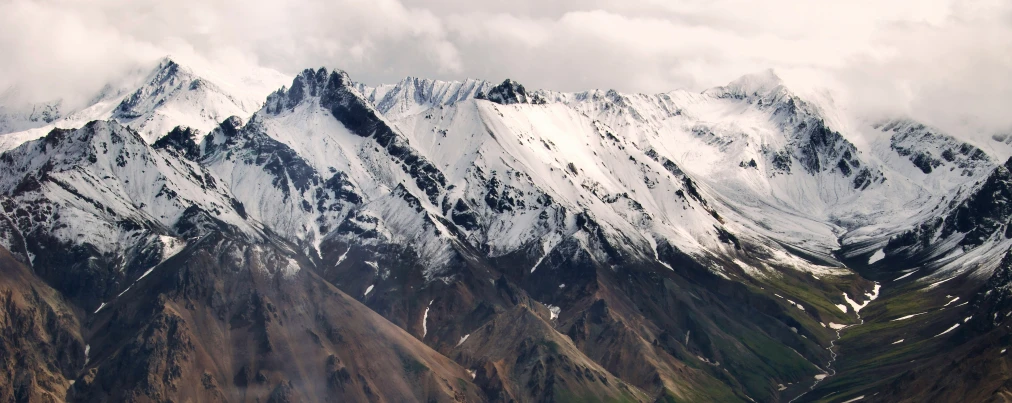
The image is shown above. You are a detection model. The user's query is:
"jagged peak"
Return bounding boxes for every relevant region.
[146,56,198,84]
[476,79,546,105]
[264,67,361,113]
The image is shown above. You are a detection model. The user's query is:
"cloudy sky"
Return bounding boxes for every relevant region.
[1,0,1010,132]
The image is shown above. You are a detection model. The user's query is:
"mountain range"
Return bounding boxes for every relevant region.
[1,57,1011,402]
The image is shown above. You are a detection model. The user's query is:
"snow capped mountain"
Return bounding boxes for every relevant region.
[0,120,262,308]
[0,57,289,151]
[110,58,270,143]
[2,63,1011,402]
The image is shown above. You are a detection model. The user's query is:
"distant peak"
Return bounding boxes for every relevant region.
[476,79,546,105]
[732,69,783,90]
[705,69,787,100]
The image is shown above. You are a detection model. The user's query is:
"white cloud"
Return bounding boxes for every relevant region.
[1,0,1009,133]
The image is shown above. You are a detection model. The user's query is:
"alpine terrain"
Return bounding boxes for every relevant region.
[2,58,1010,402]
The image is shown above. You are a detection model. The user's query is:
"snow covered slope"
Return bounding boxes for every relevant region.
[352,70,1007,268]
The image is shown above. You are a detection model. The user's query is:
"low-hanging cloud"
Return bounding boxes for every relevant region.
[1,0,1009,134]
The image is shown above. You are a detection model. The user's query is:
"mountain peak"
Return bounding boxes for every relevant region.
[705,68,788,100]
[264,67,357,113]
[476,79,546,105]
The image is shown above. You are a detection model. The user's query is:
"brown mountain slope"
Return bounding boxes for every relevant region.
[71,232,482,402]
[0,246,85,403]
[452,305,649,402]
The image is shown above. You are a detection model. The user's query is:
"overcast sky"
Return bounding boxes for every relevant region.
[1,0,1010,133]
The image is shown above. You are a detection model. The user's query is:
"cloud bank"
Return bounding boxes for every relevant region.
[1,0,1009,133]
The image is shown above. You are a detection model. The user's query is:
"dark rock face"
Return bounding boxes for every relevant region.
[885,217,943,253]
[967,250,1012,334]
[476,79,546,105]
[790,118,883,189]
[941,158,1012,246]
[153,125,202,160]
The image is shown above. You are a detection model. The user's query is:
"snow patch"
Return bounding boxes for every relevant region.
[547,305,561,320]
[335,248,349,267]
[926,276,956,290]
[281,258,301,277]
[894,269,918,281]
[422,300,433,337]
[944,297,960,307]
[828,322,847,330]
[457,334,470,346]
[891,312,926,321]
[933,323,960,338]
[868,249,885,264]
[843,283,879,314]
[364,285,374,296]
[892,339,904,345]
[841,396,865,403]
